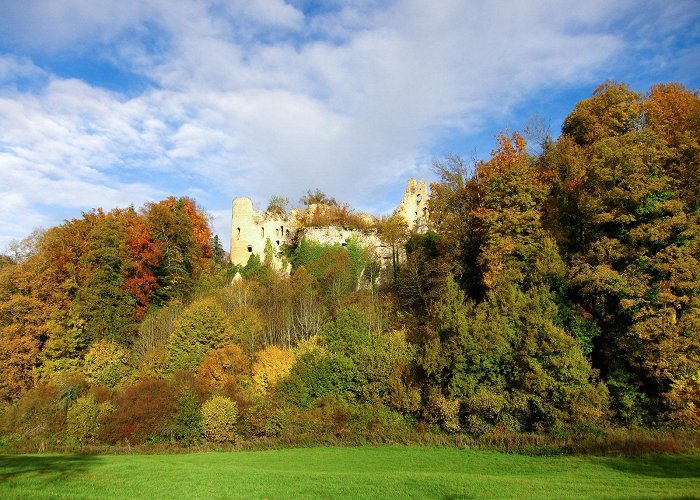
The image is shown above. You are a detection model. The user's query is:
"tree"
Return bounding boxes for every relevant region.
[252,346,295,394]
[210,235,227,265]
[83,339,128,387]
[550,82,700,425]
[300,189,337,207]
[197,344,250,390]
[376,215,408,284]
[74,212,137,346]
[201,395,238,443]
[146,197,211,302]
[266,195,289,217]
[167,299,230,371]
[173,389,203,445]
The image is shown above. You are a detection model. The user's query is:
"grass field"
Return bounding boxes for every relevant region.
[1,446,698,499]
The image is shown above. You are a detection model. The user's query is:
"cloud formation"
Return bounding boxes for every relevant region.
[0,0,697,249]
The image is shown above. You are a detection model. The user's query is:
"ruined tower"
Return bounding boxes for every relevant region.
[230,197,294,267]
[395,178,429,231]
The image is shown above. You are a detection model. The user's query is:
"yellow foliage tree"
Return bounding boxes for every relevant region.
[83,339,128,387]
[252,346,295,394]
[201,395,238,443]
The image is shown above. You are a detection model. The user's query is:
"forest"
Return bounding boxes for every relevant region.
[0,81,698,452]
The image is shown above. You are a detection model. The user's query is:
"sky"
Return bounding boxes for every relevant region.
[1,0,698,251]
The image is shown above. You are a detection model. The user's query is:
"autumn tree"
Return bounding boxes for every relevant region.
[251,345,295,394]
[549,82,700,425]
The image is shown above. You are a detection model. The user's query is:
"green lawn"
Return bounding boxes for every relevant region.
[1,446,698,499]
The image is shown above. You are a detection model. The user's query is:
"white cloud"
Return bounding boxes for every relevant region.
[226,0,304,30]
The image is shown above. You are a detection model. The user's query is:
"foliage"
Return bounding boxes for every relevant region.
[291,237,367,303]
[197,344,250,391]
[67,394,112,444]
[299,189,338,207]
[83,339,128,387]
[252,346,295,394]
[99,378,178,444]
[1,80,699,447]
[266,196,289,217]
[201,395,239,443]
[297,203,373,230]
[172,389,203,445]
[167,299,230,371]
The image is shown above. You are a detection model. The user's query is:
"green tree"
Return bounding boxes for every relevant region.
[173,389,202,445]
[167,299,230,371]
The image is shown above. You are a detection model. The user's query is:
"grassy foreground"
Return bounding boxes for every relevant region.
[1,446,698,499]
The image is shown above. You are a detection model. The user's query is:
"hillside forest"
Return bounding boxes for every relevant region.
[0,82,698,451]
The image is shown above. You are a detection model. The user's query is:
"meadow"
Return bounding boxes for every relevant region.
[1,446,698,499]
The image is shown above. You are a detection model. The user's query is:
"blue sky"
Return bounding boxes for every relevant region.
[1,0,698,251]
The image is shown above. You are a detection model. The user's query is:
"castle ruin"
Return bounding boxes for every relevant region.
[230,178,429,269]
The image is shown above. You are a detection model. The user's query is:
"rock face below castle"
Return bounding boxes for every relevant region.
[230,178,429,267]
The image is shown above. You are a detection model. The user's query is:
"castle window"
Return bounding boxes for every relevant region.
[261,227,265,238]
[276,240,280,246]
[247,245,253,253]
[236,227,241,240]
[417,194,422,202]
[286,229,290,237]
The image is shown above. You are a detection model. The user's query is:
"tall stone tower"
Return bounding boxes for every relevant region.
[395,178,429,230]
[230,197,257,266]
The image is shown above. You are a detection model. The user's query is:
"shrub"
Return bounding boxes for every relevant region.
[99,378,178,444]
[426,389,461,433]
[0,384,67,449]
[67,394,113,444]
[202,395,238,443]
[172,389,202,445]
[277,350,354,408]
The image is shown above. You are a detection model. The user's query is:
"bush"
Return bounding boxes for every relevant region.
[202,395,238,443]
[0,384,67,449]
[67,394,112,444]
[277,350,354,408]
[99,378,178,444]
[172,389,202,445]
